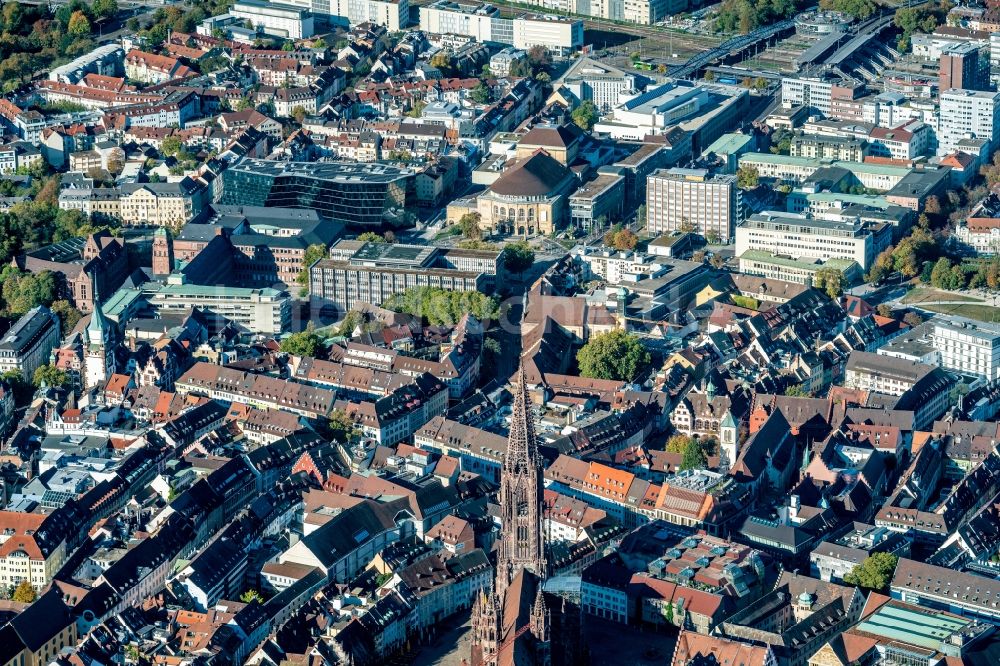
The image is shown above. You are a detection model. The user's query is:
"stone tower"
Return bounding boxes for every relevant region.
[496,364,547,597]
[152,226,174,277]
[84,275,115,389]
[472,366,556,666]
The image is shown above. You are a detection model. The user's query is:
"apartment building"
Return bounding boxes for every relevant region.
[124,50,193,84]
[646,168,741,242]
[176,362,336,418]
[844,351,941,396]
[789,134,866,161]
[0,306,60,381]
[867,120,933,161]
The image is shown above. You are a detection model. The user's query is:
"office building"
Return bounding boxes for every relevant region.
[220,159,414,229]
[0,306,60,381]
[569,174,625,231]
[939,42,986,92]
[781,72,863,117]
[738,250,862,286]
[891,558,1000,623]
[646,168,741,242]
[735,211,882,271]
[148,282,292,336]
[938,88,1000,156]
[310,241,500,314]
[231,0,316,39]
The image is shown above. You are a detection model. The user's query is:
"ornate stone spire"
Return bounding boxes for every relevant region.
[495,365,547,598]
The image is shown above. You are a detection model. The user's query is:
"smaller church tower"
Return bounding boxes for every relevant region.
[471,590,501,666]
[152,227,174,277]
[720,409,739,466]
[84,274,115,389]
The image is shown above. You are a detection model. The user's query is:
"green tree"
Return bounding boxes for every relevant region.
[458,213,483,241]
[844,553,898,591]
[325,408,357,443]
[736,164,759,190]
[680,438,708,470]
[382,287,499,325]
[576,330,651,382]
[33,365,70,388]
[50,300,83,333]
[571,100,599,132]
[161,135,183,157]
[604,225,638,251]
[1,269,58,316]
[12,580,36,603]
[240,589,264,603]
[93,0,119,20]
[666,434,695,454]
[67,11,91,38]
[406,99,427,118]
[297,243,327,285]
[784,384,811,397]
[1,370,32,406]
[357,232,389,244]
[930,257,952,289]
[291,106,307,123]
[813,267,844,299]
[280,325,323,357]
[470,82,491,105]
[731,295,760,310]
[503,241,535,277]
[819,0,876,20]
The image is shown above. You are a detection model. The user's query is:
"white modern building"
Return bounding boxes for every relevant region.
[735,211,877,271]
[931,318,1000,380]
[646,167,741,242]
[149,282,292,336]
[559,57,640,111]
[232,0,316,39]
[938,88,1000,156]
[594,80,746,145]
[298,0,408,32]
[418,1,583,55]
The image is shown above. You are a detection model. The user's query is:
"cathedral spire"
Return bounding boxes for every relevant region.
[504,365,539,470]
[495,365,547,599]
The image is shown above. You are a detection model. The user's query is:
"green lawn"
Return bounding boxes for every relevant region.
[902,287,982,305]
[919,303,1000,323]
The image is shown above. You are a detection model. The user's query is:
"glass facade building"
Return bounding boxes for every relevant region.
[221,160,414,229]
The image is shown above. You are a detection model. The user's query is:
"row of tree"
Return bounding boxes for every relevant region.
[383,286,500,326]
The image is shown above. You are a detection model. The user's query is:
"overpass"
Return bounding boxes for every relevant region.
[667,18,799,79]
